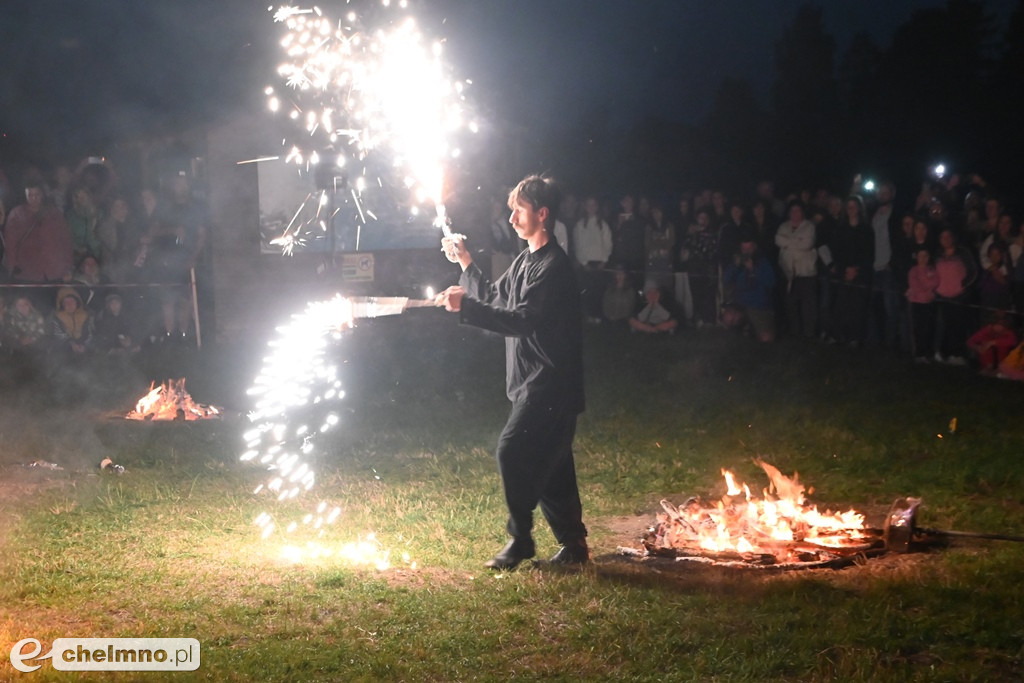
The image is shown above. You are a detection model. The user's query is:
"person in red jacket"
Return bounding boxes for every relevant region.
[2,180,74,304]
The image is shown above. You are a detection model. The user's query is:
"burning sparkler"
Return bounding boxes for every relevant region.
[263,2,475,252]
[241,294,423,569]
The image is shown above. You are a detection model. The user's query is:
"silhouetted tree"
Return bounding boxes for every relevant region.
[770,5,841,188]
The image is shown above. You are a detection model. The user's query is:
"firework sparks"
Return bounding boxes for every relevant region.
[265,2,474,250]
[242,295,413,569]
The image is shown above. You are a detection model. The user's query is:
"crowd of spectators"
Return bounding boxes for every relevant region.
[484,169,1024,379]
[0,157,209,375]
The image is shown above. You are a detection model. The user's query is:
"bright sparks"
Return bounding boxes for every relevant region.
[264,3,476,250]
[241,295,413,570]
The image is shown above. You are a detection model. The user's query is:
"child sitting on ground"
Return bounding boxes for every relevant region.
[50,287,93,361]
[966,312,1019,375]
[629,282,678,334]
[602,266,637,324]
[93,292,140,354]
[6,295,48,354]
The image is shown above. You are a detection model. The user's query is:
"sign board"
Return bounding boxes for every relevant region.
[341,253,375,281]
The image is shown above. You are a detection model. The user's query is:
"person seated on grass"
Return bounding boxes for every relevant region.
[629,281,678,334]
[93,292,140,354]
[996,338,1024,380]
[49,286,93,362]
[70,253,111,313]
[5,294,48,354]
[721,233,776,342]
[966,312,1019,375]
[602,266,637,324]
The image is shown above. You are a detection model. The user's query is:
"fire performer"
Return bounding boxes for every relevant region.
[437,175,588,570]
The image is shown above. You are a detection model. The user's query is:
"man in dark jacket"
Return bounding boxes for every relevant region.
[437,175,588,570]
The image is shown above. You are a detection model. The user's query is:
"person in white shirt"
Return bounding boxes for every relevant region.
[775,200,817,337]
[572,196,612,321]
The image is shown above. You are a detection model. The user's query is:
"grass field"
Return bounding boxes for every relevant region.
[1,313,1023,682]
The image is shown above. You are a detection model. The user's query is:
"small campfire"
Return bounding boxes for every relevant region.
[620,460,885,569]
[126,379,221,421]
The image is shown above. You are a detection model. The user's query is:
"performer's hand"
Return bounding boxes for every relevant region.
[437,286,464,312]
[441,235,471,269]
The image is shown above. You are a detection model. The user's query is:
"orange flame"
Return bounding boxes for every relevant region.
[653,460,866,560]
[126,379,221,421]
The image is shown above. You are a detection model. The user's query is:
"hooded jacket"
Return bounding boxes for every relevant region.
[52,286,92,343]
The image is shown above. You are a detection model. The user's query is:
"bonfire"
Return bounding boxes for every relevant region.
[126,379,221,421]
[631,460,882,568]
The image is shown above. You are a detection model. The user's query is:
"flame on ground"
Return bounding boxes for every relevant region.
[126,379,221,421]
[648,459,867,562]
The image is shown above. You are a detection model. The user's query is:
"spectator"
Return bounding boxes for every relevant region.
[1011,221,1024,315]
[934,228,977,365]
[831,196,874,347]
[979,212,1013,269]
[552,217,570,257]
[610,194,646,287]
[966,312,1018,375]
[996,338,1024,380]
[722,234,776,342]
[755,180,785,223]
[672,196,694,325]
[148,174,208,341]
[750,200,777,260]
[717,201,748,273]
[629,282,677,334]
[813,202,839,341]
[70,254,110,313]
[978,243,1012,313]
[93,292,140,354]
[680,208,718,328]
[906,247,939,363]
[573,195,612,323]
[868,182,901,349]
[602,266,637,324]
[66,186,102,261]
[96,195,138,278]
[50,287,93,360]
[2,180,74,298]
[46,164,73,213]
[644,203,675,291]
[775,199,817,338]
[5,294,47,355]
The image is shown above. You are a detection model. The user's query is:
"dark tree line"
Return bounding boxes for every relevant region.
[545,0,1024,202]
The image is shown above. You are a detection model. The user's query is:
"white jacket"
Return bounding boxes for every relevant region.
[573,217,612,265]
[775,219,817,279]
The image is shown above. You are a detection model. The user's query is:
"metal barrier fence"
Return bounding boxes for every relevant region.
[0,267,203,349]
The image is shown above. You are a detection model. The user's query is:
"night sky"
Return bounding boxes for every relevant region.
[0,0,1016,159]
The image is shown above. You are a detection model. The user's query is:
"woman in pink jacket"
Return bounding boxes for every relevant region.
[906,247,939,362]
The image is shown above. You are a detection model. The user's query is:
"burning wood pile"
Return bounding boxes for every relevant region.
[622,460,885,569]
[126,379,221,421]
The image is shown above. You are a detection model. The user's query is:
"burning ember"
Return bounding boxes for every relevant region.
[627,460,883,568]
[126,379,221,421]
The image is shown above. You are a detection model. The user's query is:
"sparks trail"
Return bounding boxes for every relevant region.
[240,296,416,569]
[263,2,477,252]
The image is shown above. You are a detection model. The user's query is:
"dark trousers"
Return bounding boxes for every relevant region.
[909,302,935,358]
[786,276,818,337]
[834,278,870,344]
[496,399,586,545]
[579,267,606,319]
[689,273,717,326]
[937,298,969,358]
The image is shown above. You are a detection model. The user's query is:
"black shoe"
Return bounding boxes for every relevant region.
[548,540,589,565]
[484,538,535,570]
